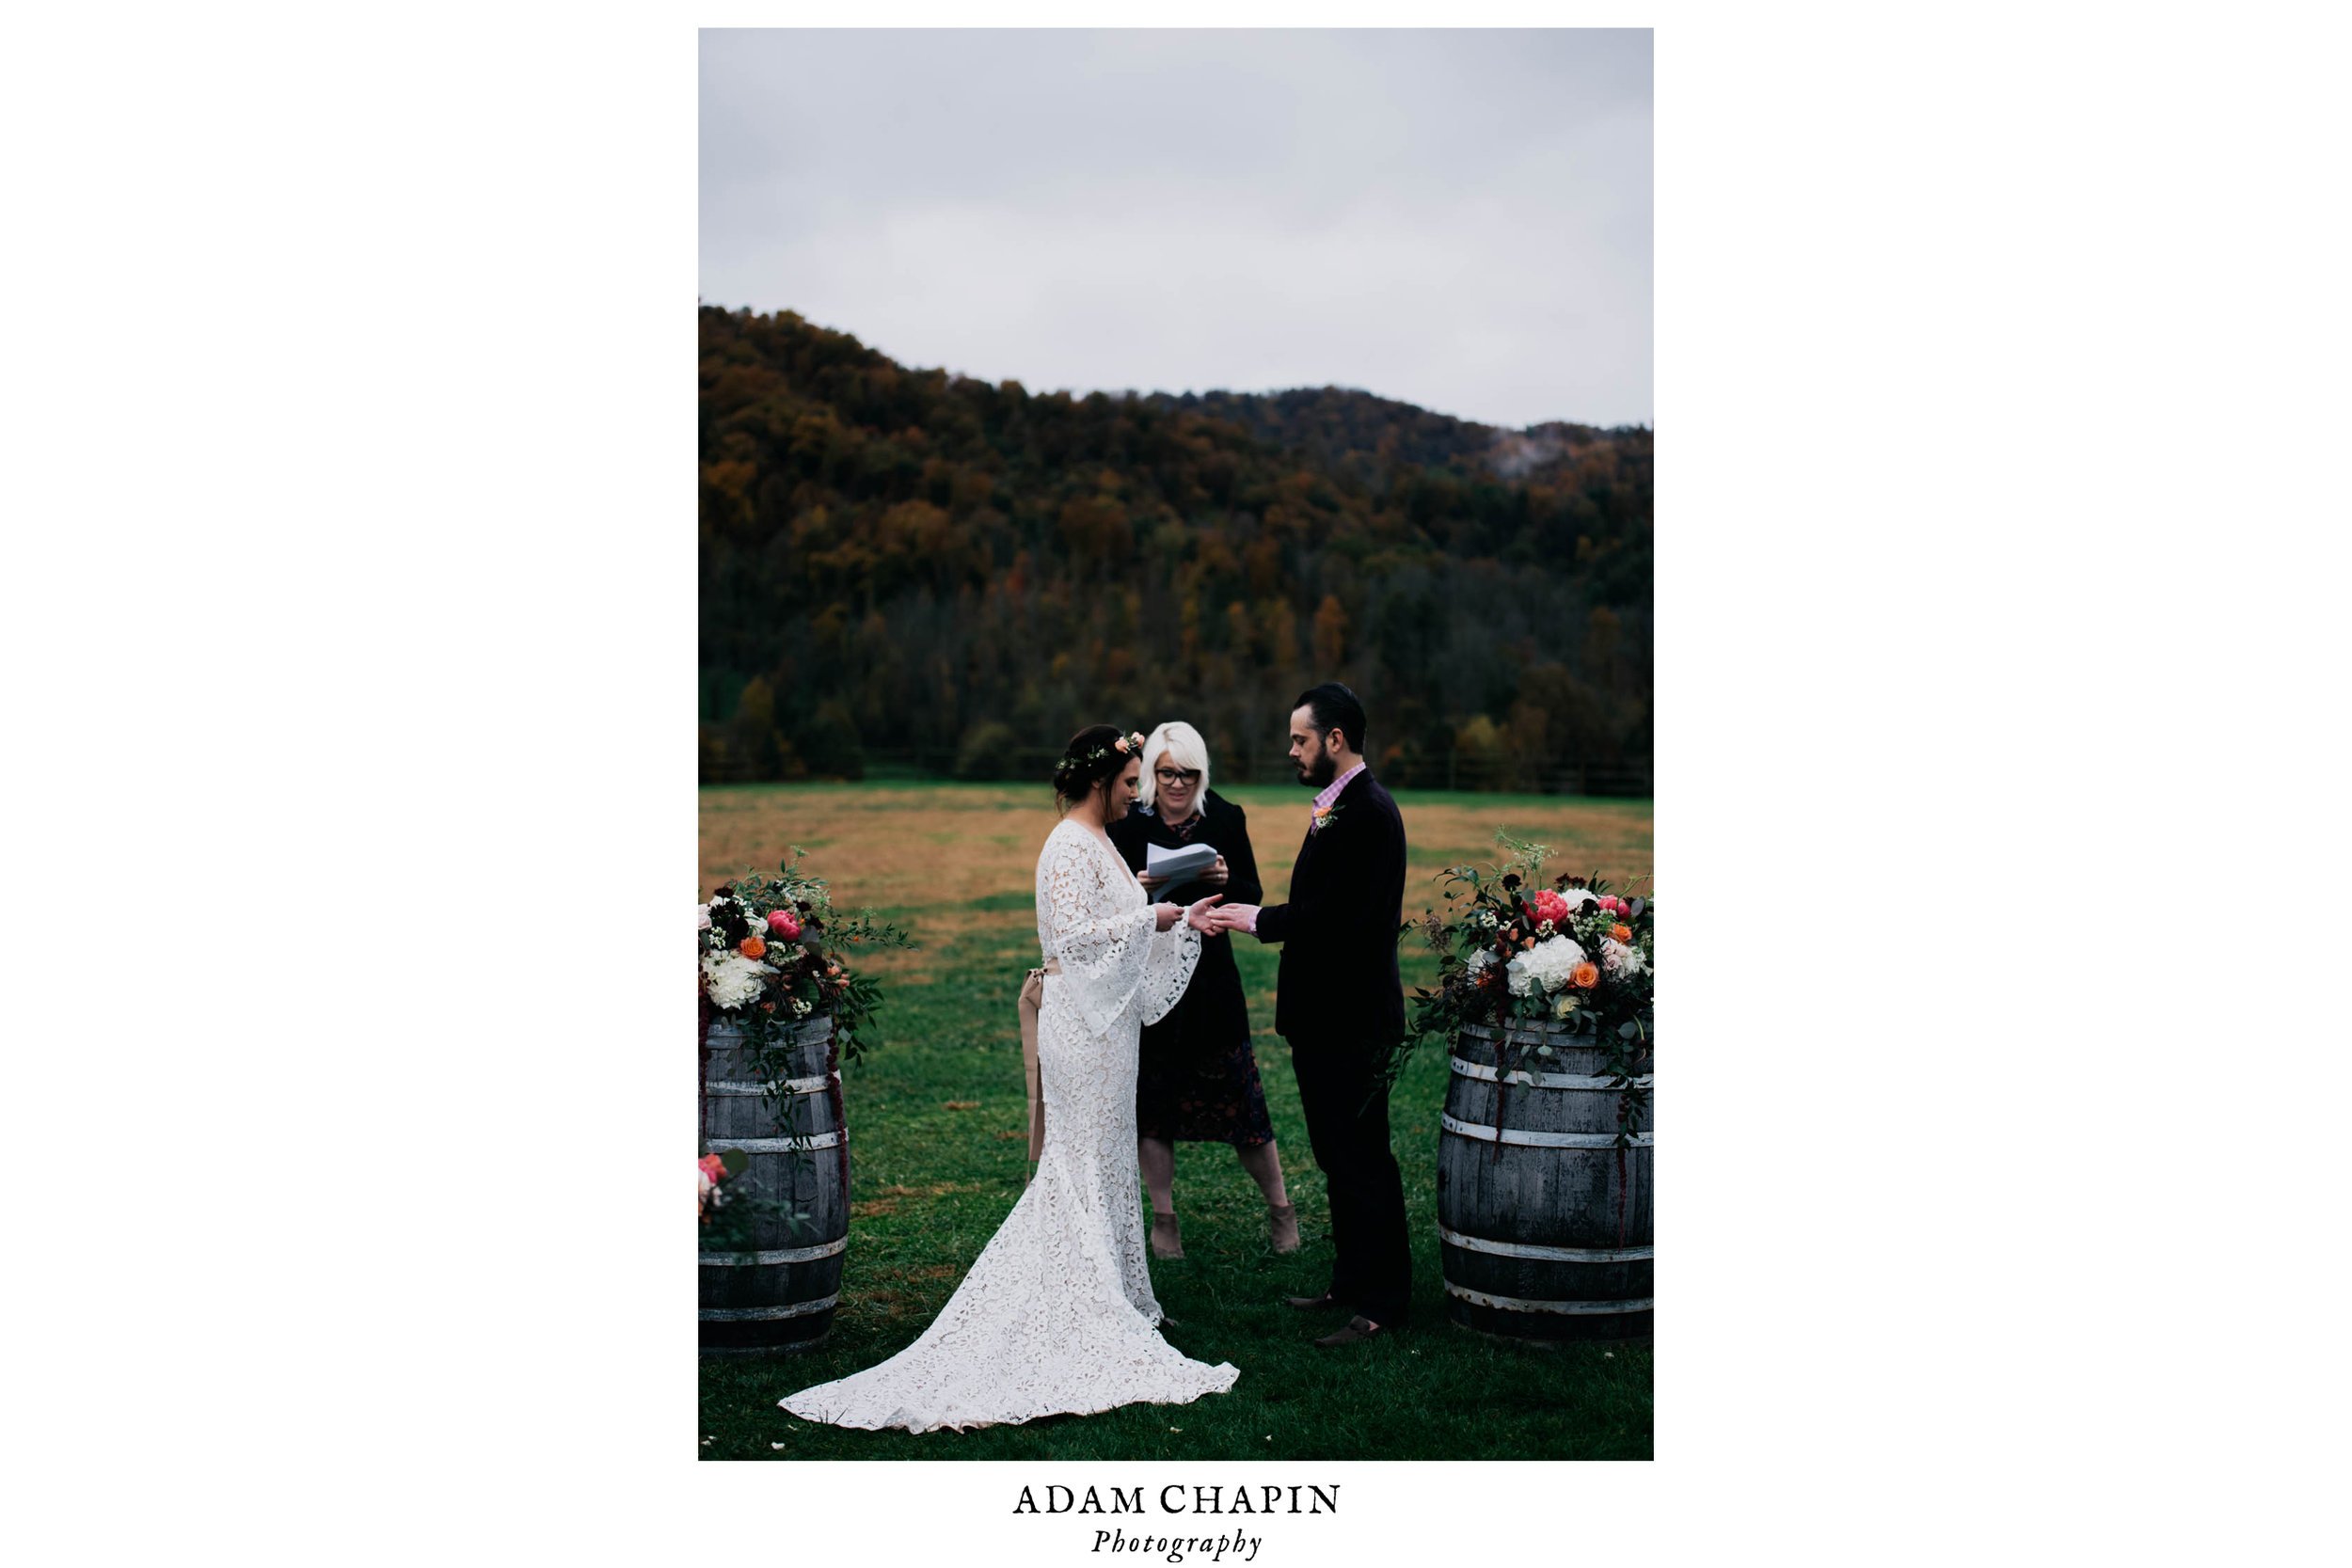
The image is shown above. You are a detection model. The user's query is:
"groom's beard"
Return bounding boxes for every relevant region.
[1295,751,1337,789]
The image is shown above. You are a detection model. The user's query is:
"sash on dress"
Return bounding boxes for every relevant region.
[1017,958,1061,1165]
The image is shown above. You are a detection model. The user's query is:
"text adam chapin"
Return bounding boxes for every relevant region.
[1012,1482,1340,1563]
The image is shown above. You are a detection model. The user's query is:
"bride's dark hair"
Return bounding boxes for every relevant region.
[1053,723,1133,814]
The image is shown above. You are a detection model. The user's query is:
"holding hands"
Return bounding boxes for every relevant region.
[1154,895,1226,932]
[1199,901,1256,936]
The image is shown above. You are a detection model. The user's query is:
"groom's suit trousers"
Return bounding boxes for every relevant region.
[1287,1032,1411,1327]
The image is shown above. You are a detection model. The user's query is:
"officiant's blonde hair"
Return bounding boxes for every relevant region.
[1136,721,1211,813]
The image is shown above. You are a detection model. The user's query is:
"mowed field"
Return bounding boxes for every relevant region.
[698,780,1654,1461]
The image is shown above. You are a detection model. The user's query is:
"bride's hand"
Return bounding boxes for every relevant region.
[1184,894,1225,933]
[1153,902,1184,932]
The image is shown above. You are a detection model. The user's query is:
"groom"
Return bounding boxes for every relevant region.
[1204,683,1410,1345]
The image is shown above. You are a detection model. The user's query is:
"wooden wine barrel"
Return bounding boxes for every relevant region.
[1436,1020,1652,1344]
[699,1013,850,1354]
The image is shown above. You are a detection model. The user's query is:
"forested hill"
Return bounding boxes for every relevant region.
[699,305,1652,793]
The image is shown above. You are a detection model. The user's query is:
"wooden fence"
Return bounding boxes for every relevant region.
[702,741,1649,798]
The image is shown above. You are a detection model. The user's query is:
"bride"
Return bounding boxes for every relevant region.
[780,725,1236,1432]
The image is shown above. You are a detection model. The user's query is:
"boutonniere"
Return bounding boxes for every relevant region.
[1311,803,1344,832]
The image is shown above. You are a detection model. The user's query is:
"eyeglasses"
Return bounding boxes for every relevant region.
[1153,769,1201,785]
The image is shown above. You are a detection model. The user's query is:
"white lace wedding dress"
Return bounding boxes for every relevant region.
[779,818,1241,1432]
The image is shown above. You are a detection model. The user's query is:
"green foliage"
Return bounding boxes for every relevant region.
[698,1160,817,1255]
[699,307,1652,793]
[801,701,865,781]
[1493,828,1556,879]
[953,720,1022,781]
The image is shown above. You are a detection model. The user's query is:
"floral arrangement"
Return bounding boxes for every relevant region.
[698,1152,733,1223]
[697,847,914,1066]
[696,1146,815,1254]
[697,849,913,1244]
[1390,832,1654,1138]
[1052,729,1145,791]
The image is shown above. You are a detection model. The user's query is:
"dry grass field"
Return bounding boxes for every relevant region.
[701,779,1653,968]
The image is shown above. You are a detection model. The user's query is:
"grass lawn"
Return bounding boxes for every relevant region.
[698,781,1653,1461]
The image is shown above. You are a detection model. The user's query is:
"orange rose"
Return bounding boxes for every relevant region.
[739,935,767,959]
[1571,961,1600,989]
[1611,924,1632,943]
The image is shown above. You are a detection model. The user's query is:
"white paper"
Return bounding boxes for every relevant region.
[1144,841,1217,887]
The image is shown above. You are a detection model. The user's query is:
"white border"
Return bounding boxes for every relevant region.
[8,1,2346,1560]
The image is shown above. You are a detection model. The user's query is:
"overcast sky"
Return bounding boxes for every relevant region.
[700,29,1650,431]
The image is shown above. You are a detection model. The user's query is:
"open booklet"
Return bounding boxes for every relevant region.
[1143,840,1218,891]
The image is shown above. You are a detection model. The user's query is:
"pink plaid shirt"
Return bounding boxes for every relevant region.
[1222,761,1364,935]
[1311,761,1366,821]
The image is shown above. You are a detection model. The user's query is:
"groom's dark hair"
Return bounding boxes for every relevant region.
[1292,683,1369,758]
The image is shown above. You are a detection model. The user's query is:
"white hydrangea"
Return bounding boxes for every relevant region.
[1506,934,1587,996]
[1601,938,1645,978]
[701,951,769,1010]
[1466,948,1498,977]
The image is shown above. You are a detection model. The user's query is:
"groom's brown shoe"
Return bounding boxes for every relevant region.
[1282,1291,1341,1311]
[1313,1315,1388,1347]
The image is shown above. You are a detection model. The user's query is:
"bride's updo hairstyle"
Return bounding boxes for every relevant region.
[1053,723,1138,815]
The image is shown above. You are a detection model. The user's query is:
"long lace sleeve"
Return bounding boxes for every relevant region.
[1139,909,1200,1027]
[1037,827,1199,1037]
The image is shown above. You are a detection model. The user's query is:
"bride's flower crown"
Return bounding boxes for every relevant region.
[1054,730,1146,784]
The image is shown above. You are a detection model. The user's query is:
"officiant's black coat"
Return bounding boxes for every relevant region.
[1108,790,1275,1146]
[1252,768,1408,1048]
[1107,790,1262,1059]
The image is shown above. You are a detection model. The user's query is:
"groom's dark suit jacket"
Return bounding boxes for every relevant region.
[1253,768,1407,1047]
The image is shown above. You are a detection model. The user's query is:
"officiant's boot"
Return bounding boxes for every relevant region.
[1268,1203,1300,1254]
[1151,1211,1184,1259]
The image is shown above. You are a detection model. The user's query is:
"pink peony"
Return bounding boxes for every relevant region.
[1530,890,1574,927]
[767,909,803,940]
[1597,895,1623,913]
[698,1154,727,1183]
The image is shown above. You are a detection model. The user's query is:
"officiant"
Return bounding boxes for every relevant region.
[1108,721,1297,1261]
